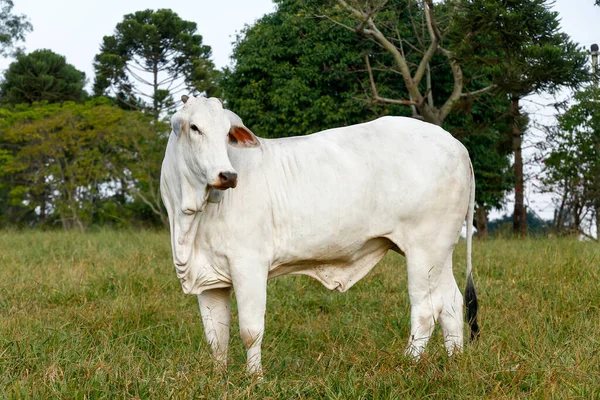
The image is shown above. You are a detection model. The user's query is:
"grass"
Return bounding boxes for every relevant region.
[0,230,599,399]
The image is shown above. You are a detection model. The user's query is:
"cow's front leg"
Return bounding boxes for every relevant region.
[198,287,232,367]
[232,263,268,376]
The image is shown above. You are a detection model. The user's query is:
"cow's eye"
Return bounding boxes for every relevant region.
[190,124,201,134]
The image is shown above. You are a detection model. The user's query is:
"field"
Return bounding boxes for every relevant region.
[0,231,599,399]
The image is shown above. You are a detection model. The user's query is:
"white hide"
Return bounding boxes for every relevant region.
[160,96,475,375]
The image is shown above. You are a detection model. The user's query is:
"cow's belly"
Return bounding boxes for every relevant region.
[268,237,393,292]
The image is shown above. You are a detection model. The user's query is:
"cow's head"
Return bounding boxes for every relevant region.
[161,95,259,273]
[171,95,259,193]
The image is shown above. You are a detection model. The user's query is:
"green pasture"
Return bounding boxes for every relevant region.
[0,231,598,398]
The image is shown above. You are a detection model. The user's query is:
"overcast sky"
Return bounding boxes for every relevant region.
[2,0,599,221]
[2,0,598,80]
[0,0,276,76]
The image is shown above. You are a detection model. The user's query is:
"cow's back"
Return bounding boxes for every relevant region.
[253,116,469,235]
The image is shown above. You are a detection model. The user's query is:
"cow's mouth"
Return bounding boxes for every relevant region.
[209,180,237,191]
[210,185,234,191]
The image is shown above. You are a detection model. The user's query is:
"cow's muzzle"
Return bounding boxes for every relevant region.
[212,171,238,190]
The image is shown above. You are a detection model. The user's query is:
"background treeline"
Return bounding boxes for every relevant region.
[0,0,598,238]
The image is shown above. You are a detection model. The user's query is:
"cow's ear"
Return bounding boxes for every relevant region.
[224,109,260,148]
[171,112,187,137]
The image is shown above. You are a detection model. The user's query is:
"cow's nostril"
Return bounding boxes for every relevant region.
[217,171,238,188]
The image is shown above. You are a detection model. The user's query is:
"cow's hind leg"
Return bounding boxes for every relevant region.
[403,246,452,359]
[437,254,464,356]
[198,287,232,367]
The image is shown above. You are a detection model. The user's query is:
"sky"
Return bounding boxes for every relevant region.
[1,0,600,222]
[0,0,276,74]
[2,1,598,76]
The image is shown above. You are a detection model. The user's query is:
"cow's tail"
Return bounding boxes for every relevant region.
[465,162,479,341]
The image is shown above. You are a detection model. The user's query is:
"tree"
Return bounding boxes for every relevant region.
[0,49,87,104]
[454,0,589,236]
[222,0,409,138]
[308,0,497,126]
[487,211,552,237]
[448,93,513,238]
[542,86,600,239]
[0,99,169,229]
[0,0,31,57]
[93,9,219,119]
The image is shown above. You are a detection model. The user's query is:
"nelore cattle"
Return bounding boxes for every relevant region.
[160,95,479,375]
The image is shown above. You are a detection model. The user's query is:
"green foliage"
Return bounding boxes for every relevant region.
[1,231,599,397]
[221,0,409,138]
[310,0,492,126]
[0,100,168,229]
[446,92,514,211]
[0,0,31,57]
[93,9,219,119]
[453,0,589,98]
[487,211,552,237]
[451,0,590,234]
[543,86,600,235]
[0,49,87,104]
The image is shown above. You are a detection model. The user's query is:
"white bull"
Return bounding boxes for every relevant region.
[160,95,479,375]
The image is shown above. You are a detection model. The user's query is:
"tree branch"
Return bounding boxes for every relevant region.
[460,84,497,97]
[317,13,360,33]
[365,55,416,106]
[578,229,599,242]
[438,48,464,122]
[125,66,154,87]
[336,0,422,105]
[413,0,440,87]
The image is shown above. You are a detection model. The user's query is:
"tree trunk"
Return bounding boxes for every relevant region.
[595,141,600,240]
[595,204,600,241]
[511,96,526,237]
[475,206,489,239]
[153,59,159,120]
[39,189,46,225]
[554,183,569,234]
[574,200,582,235]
